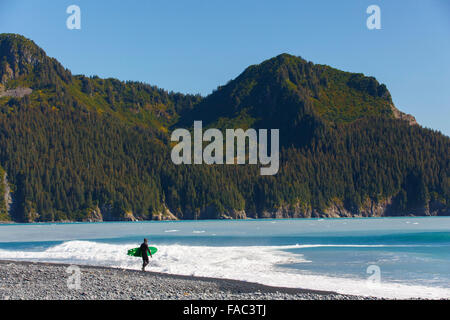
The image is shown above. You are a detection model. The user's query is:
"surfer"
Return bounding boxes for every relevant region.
[140,238,152,271]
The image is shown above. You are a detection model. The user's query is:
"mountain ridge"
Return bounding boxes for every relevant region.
[0,33,448,222]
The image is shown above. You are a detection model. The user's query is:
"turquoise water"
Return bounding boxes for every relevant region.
[0,217,449,298]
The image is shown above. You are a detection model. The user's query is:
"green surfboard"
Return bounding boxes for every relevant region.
[127,246,158,257]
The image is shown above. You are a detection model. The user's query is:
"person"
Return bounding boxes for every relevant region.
[140,238,152,271]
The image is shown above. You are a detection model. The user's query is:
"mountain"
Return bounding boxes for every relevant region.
[0,33,448,222]
[180,53,416,145]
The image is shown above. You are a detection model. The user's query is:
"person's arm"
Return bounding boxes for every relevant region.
[147,244,152,258]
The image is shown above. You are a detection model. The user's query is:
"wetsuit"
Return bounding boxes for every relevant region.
[140,242,150,269]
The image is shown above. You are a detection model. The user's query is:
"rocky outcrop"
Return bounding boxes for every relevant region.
[2,171,12,214]
[0,87,32,98]
[123,211,138,221]
[215,196,446,220]
[83,206,103,222]
[0,169,12,221]
[97,204,139,221]
[0,61,14,84]
[258,202,313,219]
[152,205,178,221]
[319,197,400,218]
[218,209,247,219]
[81,204,139,222]
[0,34,48,84]
[428,200,450,216]
[390,103,417,126]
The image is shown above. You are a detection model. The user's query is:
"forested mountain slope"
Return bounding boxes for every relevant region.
[0,34,448,222]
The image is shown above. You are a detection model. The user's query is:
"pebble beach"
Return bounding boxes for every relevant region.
[0,260,375,300]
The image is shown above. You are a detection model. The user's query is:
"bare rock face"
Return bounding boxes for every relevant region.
[98,204,141,221]
[0,62,14,84]
[123,211,138,221]
[0,34,48,84]
[152,205,178,221]
[358,197,398,217]
[390,103,417,126]
[219,209,247,219]
[0,87,32,98]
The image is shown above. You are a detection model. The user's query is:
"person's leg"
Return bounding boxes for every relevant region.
[142,258,149,271]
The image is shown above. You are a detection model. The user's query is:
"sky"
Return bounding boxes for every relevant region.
[1,0,449,135]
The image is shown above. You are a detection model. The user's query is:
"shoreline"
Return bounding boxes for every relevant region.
[1,216,448,224]
[0,259,377,300]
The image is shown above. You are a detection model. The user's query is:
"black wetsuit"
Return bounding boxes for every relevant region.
[140,242,150,269]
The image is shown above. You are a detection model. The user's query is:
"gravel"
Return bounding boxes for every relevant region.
[0,260,377,300]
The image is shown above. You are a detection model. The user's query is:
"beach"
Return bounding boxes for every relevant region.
[1,218,450,299]
[0,260,374,300]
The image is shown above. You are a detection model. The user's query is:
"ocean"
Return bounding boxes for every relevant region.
[0,217,449,299]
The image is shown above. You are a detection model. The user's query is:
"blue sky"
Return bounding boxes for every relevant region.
[1,0,449,135]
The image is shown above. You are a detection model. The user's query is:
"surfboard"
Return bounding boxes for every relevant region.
[127,246,158,257]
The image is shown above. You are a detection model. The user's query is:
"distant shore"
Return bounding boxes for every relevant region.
[0,260,376,300]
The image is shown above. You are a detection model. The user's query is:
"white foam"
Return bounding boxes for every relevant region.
[0,240,449,299]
